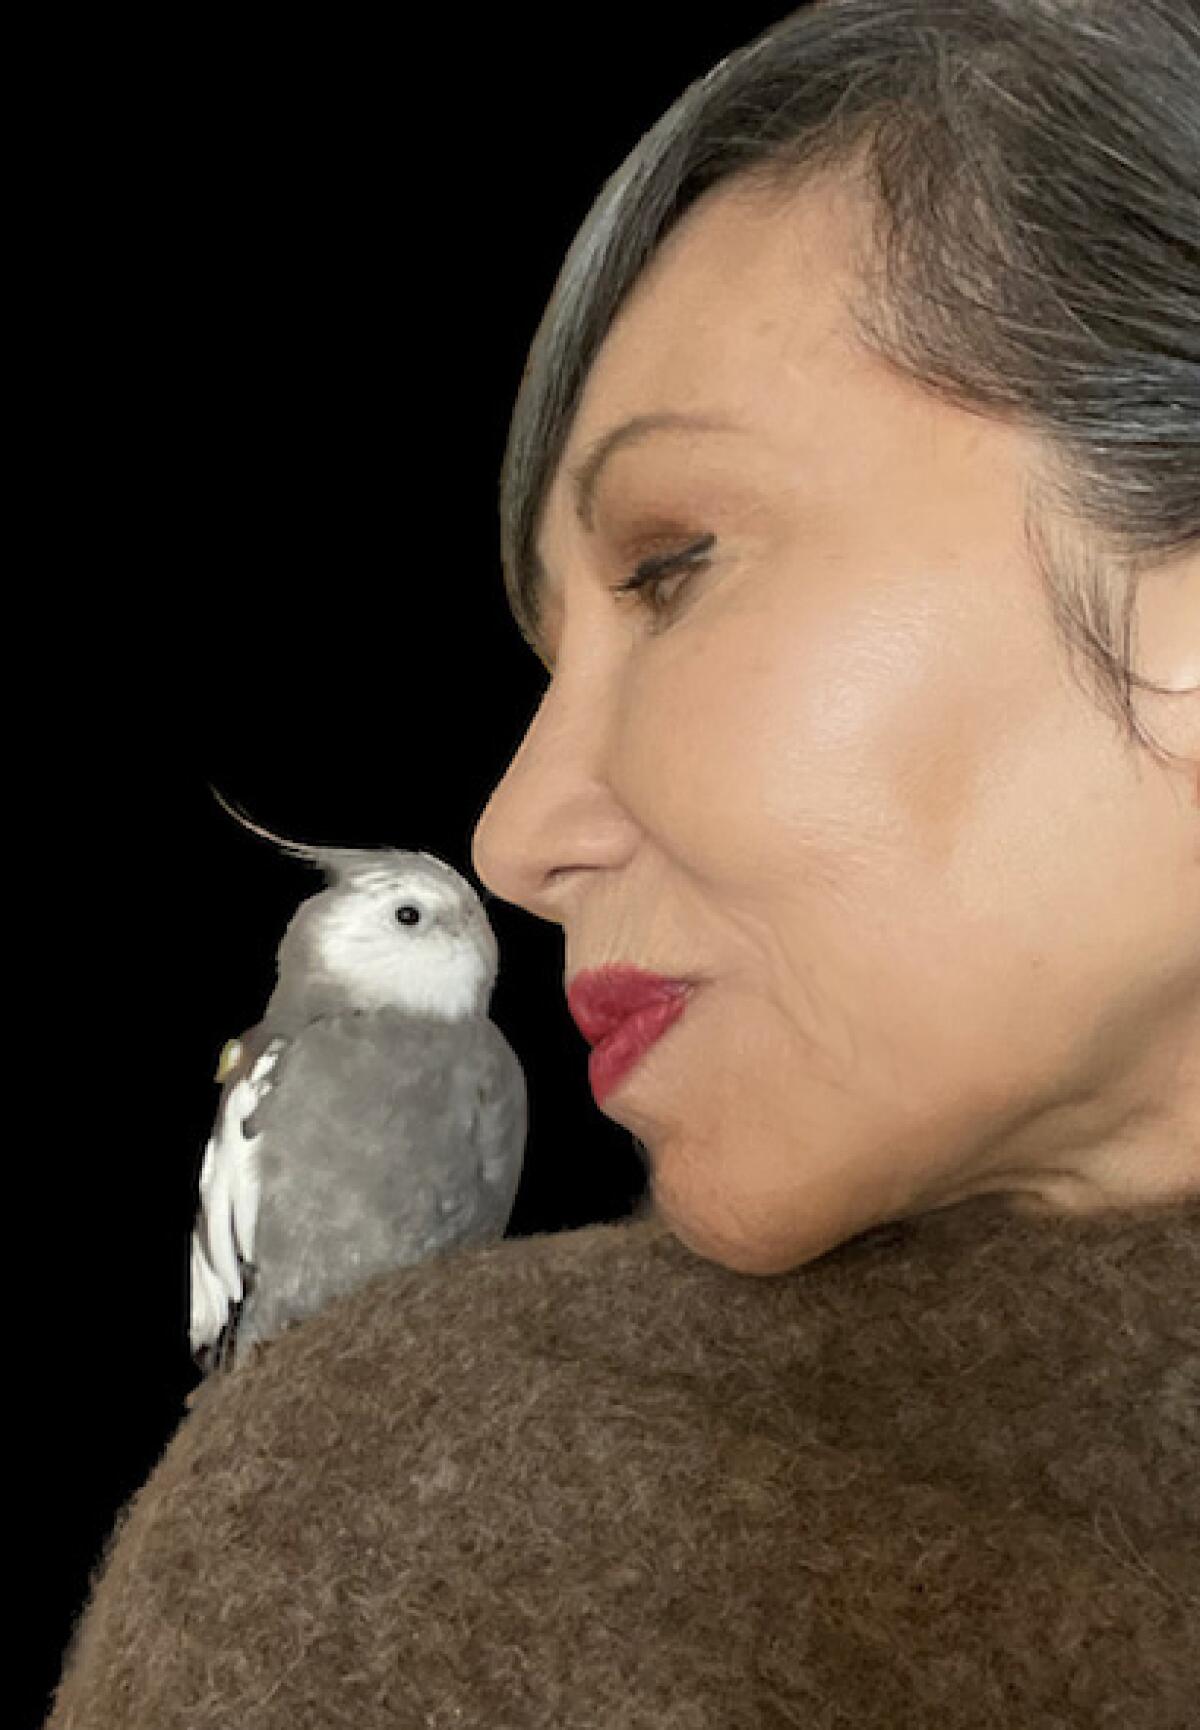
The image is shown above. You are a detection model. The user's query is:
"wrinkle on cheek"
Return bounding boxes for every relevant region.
[714,881,869,1109]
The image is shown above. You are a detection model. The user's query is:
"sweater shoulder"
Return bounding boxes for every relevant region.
[189,1192,1200,1438]
[50,1197,1199,1730]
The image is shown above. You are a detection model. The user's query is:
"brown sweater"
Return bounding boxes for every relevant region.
[49,1192,1199,1728]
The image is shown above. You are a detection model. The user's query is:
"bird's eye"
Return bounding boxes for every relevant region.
[395,905,422,927]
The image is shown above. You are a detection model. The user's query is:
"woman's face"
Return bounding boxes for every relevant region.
[472,176,1200,1273]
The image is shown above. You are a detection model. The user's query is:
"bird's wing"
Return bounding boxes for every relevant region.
[464,1017,529,1200]
[189,1038,287,1356]
[221,1013,527,1275]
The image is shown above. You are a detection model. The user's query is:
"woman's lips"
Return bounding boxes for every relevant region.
[566,967,697,1106]
[586,991,693,1105]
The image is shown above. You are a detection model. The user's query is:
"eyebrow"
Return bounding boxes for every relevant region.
[567,410,743,533]
[526,410,744,656]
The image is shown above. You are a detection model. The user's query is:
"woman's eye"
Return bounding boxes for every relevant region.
[610,533,716,621]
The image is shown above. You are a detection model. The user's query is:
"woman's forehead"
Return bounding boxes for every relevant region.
[567,180,865,424]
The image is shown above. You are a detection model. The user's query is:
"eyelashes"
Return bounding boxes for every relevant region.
[609,532,717,620]
[534,530,718,669]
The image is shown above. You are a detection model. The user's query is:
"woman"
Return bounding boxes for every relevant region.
[471,0,1200,1277]
[50,3,1198,1724]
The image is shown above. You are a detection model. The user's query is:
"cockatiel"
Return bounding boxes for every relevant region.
[189,803,527,1374]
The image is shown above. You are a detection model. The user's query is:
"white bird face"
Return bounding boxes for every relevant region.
[310,856,499,1021]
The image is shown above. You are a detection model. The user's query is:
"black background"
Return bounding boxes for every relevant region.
[25,10,800,1722]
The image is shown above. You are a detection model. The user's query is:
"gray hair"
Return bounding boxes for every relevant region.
[499,0,1199,763]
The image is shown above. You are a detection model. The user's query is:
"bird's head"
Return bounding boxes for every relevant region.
[212,792,500,1022]
[288,849,500,1021]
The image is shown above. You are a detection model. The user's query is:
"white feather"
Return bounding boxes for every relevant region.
[200,1114,245,1304]
[189,1235,227,1353]
[188,1042,284,1354]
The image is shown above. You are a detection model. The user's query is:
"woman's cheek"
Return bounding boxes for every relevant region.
[615,624,790,853]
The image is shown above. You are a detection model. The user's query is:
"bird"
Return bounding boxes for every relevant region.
[188,796,527,1375]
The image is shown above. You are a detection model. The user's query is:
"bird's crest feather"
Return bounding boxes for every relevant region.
[209,787,420,885]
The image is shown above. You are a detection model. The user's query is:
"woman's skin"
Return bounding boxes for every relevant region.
[472,173,1200,1274]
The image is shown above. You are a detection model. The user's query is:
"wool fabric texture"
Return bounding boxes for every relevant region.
[50,1192,1199,1728]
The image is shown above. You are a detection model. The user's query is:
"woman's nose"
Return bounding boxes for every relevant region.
[471,681,637,922]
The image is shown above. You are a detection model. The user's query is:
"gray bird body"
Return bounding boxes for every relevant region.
[189,834,527,1372]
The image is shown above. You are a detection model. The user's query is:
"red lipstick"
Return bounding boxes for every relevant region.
[566,965,695,1105]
